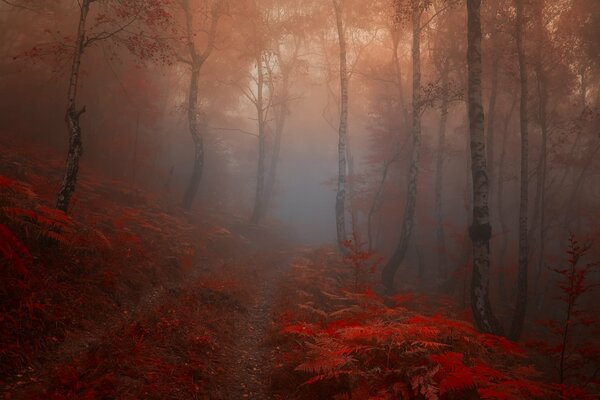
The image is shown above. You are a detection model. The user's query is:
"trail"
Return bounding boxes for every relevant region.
[209,252,288,400]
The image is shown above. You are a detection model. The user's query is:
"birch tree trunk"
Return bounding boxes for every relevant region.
[510,0,530,341]
[466,0,503,335]
[381,0,422,293]
[56,0,91,212]
[333,0,348,248]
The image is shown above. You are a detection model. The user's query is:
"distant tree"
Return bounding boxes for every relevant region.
[381,0,429,292]
[179,0,224,211]
[510,0,530,341]
[263,34,304,216]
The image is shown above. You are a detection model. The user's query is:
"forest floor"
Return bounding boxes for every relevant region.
[1,142,597,399]
[209,251,289,400]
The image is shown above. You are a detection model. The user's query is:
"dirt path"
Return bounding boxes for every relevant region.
[209,253,288,400]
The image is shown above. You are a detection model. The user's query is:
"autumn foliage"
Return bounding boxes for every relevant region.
[0,145,255,398]
[271,245,596,399]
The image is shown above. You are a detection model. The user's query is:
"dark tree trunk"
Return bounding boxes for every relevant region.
[181,0,219,211]
[531,0,548,303]
[56,0,91,212]
[367,155,396,251]
[263,73,288,215]
[251,53,267,225]
[182,62,204,210]
[391,27,410,130]
[333,0,349,248]
[346,135,359,236]
[381,0,422,293]
[434,61,449,279]
[466,0,503,335]
[485,2,500,207]
[497,97,517,303]
[510,0,530,341]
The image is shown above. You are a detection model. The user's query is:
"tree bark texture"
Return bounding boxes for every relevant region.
[466,0,503,335]
[56,0,91,212]
[333,0,348,248]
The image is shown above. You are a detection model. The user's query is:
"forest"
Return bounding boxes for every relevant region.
[0,0,599,398]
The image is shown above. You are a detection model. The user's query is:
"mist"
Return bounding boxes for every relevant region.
[1,0,599,398]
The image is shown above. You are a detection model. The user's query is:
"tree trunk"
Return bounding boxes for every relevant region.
[56,0,91,212]
[531,0,548,303]
[486,2,500,207]
[497,97,517,303]
[367,155,396,251]
[251,53,267,224]
[381,0,422,293]
[466,0,503,335]
[181,0,219,211]
[434,61,449,279]
[346,134,359,236]
[182,58,204,210]
[333,0,348,248]
[510,0,530,341]
[263,73,288,215]
[391,28,410,130]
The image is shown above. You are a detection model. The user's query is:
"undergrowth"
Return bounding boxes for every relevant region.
[0,147,250,398]
[271,246,595,399]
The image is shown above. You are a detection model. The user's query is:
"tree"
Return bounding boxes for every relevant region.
[381,0,425,292]
[332,0,349,248]
[180,0,223,211]
[466,0,503,335]
[510,0,530,341]
[55,0,92,212]
[54,0,170,212]
[263,35,303,215]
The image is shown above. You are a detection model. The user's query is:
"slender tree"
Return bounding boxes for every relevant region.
[56,0,169,212]
[510,0,530,341]
[56,0,92,212]
[332,0,349,248]
[530,0,548,301]
[250,48,268,224]
[181,0,222,211]
[381,0,424,292]
[263,37,302,215]
[434,58,450,278]
[466,0,503,335]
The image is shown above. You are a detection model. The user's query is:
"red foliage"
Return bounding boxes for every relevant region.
[272,248,587,399]
[0,151,249,399]
[532,235,600,389]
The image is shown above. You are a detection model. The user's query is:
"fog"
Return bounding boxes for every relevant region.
[1,0,600,397]
[1,0,600,335]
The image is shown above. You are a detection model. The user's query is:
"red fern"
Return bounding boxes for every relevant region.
[0,223,31,277]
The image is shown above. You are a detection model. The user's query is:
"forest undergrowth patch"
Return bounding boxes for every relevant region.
[269,245,595,399]
[0,146,275,399]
